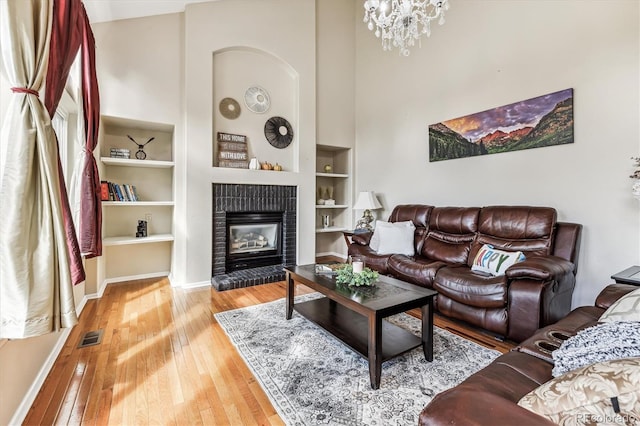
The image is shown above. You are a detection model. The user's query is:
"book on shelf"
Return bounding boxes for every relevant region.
[109,148,130,159]
[100,181,109,201]
[103,181,141,202]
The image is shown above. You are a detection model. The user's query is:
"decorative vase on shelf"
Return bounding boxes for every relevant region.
[324,186,335,206]
[317,187,325,205]
[249,157,259,170]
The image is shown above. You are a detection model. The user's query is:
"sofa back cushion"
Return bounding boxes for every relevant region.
[469,206,557,266]
[388,204,433,253]
[421,207,480,264]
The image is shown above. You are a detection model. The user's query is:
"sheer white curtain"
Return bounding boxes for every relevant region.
[0,0,78,338]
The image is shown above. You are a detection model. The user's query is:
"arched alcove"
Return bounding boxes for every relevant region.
[212,47,299,172]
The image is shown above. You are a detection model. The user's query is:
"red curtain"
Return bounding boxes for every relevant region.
[44,0,85,285]
[44,0,102,272]
[79,3,102,258]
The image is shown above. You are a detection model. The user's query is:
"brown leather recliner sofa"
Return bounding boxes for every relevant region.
[418,283,638,425]
[348,204,582,342]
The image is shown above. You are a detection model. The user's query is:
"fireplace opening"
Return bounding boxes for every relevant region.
[226,212,283,272]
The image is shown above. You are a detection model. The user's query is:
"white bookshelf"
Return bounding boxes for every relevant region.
[98,115,175,283]
[315,145,352,258]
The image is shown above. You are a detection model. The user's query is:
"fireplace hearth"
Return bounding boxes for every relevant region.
[212,184,296,291]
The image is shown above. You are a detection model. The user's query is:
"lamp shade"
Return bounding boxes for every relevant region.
[353,191,382,210]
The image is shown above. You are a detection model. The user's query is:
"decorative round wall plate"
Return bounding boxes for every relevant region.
[244,86,270,114]
[264,116,294,149]
[219,97,241,119]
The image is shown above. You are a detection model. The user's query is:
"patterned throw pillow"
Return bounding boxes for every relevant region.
[470,244,525,276]
[518,358,640,425]
[599,288,640,323]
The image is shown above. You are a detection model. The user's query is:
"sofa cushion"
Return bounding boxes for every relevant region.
[518,357,640,425]
[388,204,433,228]
[468,206,557,266]
[387,255,446,287]
[421,232,474,265]
[471,244,525,276]
[373,221,416,255]
[434,267,507,309]
[599,287,640,323]
[428,206,480,234]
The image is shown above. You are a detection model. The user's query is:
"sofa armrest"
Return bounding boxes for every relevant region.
[595,283,638,309]
[506,257,577,342]
[419,388,556,426]
[351,231,373,246]
[506,256,574,281]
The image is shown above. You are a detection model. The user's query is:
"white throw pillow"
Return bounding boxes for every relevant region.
[375,222,416,256]
[370,221,414,252]
[471,244,525,276]
[599,287,640,323]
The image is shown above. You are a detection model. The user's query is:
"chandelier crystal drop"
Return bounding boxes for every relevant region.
[363,0,450,56]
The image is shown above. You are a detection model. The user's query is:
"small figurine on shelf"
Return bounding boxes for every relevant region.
[136,220,148,238]
[127,135,155,160]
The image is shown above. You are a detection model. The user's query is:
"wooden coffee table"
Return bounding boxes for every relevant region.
[285,264,437,389]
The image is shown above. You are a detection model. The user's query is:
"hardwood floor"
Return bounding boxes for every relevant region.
[23,277,513,425]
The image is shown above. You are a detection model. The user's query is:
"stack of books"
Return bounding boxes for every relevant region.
[110,148,130,159]
[100,181,140,202]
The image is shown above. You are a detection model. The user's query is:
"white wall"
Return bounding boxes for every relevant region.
[354,0,640,307]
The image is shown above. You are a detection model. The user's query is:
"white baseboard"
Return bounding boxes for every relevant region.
[316,251,348,260]
[103,271,170,287]
[178,280,211,289]
[9,294,91,426]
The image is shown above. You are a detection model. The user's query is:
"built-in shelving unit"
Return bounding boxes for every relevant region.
[315,145,352,258]
[97,115,175,285]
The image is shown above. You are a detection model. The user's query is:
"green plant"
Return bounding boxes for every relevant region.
[335,264,379,287]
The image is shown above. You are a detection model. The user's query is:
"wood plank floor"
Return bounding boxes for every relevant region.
[23,277,513,425]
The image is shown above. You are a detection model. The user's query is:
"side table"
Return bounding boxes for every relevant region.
[342,230,355,248]
[611,265,640,286]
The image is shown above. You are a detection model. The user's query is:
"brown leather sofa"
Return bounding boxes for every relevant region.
[348,204,582,342]
[418,283,637,425]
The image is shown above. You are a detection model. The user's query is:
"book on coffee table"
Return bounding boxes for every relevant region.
[314,263,344,275]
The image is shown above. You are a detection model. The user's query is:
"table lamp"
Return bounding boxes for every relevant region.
[353,191,382,232]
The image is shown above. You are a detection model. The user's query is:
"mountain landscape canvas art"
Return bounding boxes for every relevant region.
[429,88,574,162]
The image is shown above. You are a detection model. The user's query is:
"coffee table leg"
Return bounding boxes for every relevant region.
[368,314,382,389]
[286,271,294,320]
[422,297,434,362]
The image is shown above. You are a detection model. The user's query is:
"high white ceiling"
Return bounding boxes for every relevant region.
[83,0,213,23]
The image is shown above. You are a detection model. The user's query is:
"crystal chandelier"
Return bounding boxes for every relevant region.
[363,0,450,56]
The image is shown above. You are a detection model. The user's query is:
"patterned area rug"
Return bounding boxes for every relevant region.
[215,295,500,425]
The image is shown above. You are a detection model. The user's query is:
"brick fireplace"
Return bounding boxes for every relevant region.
[211,183,296,291]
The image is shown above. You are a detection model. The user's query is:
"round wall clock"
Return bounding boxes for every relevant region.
[264,116,293,149]
[244,86,270,114]
[219,97,241,119]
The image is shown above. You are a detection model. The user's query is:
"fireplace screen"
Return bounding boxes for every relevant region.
[228,223,280,255]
